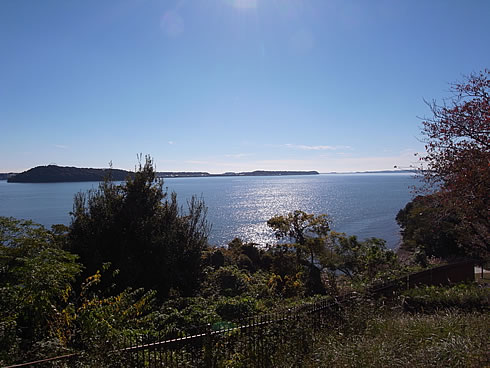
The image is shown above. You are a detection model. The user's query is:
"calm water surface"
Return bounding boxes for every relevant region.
[0,174,417,249]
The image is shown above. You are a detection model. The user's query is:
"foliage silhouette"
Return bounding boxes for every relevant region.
[68,155,209,298]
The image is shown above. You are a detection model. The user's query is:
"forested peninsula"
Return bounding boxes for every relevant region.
[7,165,319,183]
[7,165,131,183]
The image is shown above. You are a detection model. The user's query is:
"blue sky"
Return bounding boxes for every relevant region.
[1,0,489,173]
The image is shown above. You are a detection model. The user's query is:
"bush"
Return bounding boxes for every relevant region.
[209,266,251,297]
[215,297,258,321]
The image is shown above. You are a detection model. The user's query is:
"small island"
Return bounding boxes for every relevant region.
[7,165,319,183]
[7,165,131,183]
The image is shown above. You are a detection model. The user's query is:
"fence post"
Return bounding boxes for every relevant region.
[203,323,213,368]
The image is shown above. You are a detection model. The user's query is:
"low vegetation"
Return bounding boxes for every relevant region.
[309,307,489,367]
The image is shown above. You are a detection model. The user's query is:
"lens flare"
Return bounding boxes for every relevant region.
[160,10,184,37]
[228,0,258,10]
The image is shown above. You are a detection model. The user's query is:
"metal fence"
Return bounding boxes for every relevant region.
[5,297,347,368]
[5,260,475,368]
[368,259,475,295]
[118,297,345,367]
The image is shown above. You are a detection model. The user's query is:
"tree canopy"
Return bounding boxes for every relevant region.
[267,210,330,266]
[396,194,464,263]
[68,156,209,298]
[419,69,489,261]
[0,217,81,362]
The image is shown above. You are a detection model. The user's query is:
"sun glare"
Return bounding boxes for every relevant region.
[228,0,258,10]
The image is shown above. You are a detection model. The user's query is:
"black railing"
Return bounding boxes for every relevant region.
[4,260,475,368]
[118,297,344,367]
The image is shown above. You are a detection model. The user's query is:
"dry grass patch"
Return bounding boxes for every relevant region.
[308,310,489,368]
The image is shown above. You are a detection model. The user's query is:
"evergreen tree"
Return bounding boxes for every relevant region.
[68,156,209,298]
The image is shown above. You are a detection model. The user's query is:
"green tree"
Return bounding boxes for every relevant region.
[396,194,464,263]
[0,217,81,364]
[212,238,272,272]
[68,155,209,298]
[267,210,330,268]
[327,232,399,284]
[267,211,330,294]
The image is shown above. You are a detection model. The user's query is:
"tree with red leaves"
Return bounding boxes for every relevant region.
[419,69,489,261]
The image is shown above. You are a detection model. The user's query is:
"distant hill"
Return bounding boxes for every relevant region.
[157,170,319,178]
[7,166,319,183]
[157,172,213,178]
[232,170,319,176]
[7,165,131,183]
[323,170,417,174]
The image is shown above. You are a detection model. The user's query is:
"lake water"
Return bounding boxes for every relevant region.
[0,174,417,249]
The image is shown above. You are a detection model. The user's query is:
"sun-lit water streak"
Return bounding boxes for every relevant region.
[155,174,417,248]
[0,174,417,249]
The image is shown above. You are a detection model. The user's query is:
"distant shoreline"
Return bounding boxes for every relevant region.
[5,165,320,183]
[157,170,320,178]
[322,170,416,175]
[1,168,417,183]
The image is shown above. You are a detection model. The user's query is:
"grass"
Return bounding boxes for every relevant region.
[305,309,490,368]
[401,283,489,313]
[273,283,490,368]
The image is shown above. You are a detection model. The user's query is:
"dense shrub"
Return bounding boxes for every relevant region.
[215,296,258,321]
[215,266,250,296]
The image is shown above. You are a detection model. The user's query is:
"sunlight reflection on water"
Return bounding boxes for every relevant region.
[176,174,418,249]
[0,174,417,249]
